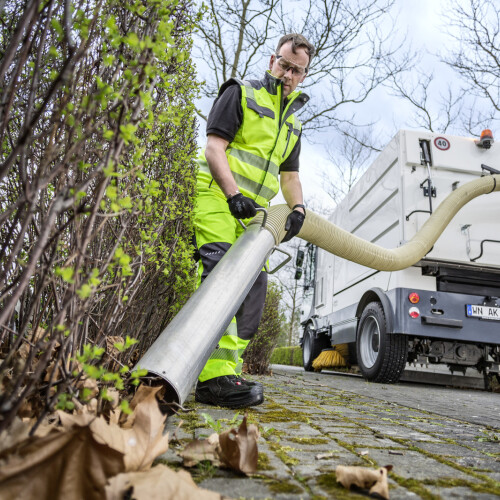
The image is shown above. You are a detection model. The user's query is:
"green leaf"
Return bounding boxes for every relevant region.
[201,412,220,432]
[51,18,64,36]
[124,336,138,348]
[77,284,92,299]
[100,388,113,401]
[106,185,117,200]
[113,341,125,352]
[103,129,114,140]
[81,387,92,401]
[131,367,147,378]
[56,266,74,283]
[119,196,132,209]
[120,400,132,415]
[119,123,137,144]
[124,32,140,49]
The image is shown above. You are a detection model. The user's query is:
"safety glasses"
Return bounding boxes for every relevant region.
[275,55,307,76]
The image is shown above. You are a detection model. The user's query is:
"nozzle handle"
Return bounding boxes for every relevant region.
[238,207,268,230]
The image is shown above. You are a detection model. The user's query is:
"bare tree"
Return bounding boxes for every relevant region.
[195,0,412,133]
[386,0,499,136]
[443,0,499,117]
[387,72,464,133]
[321,125,377,204]
[280,0,412,133]
[194,0,280,119]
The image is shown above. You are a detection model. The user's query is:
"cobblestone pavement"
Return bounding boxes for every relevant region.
[161,365,500,499]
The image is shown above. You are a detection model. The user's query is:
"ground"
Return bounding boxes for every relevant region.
[160,365,500,499]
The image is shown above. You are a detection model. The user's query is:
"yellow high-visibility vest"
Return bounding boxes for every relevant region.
[197,72,309,207]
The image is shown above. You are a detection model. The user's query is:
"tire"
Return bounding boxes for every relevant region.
[302,324,330,372]
[356,301,407,383]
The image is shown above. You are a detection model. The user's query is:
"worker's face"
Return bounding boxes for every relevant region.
[269,41,309,98]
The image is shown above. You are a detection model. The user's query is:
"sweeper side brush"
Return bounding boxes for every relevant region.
[312,347,349,371]
[135,174,500,405]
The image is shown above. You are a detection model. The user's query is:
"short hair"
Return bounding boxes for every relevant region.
[276,33,316,70]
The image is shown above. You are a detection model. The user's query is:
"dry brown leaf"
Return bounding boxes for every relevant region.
[106,336,123,357]
[0,417,31,455]
[121,385,164,428]
[218,416,260,474]
[336,465,392,500]
[180,416,260,475]
[0,426,125,500]
[76,374,99,399]
[58,410,94,429]
[98,387,121,416]
[19,327,48,360]
[121,385,168,471]
[370,467,392,499]
[0,386,170,499]
[121,392,169,471]
[17,398,34,419]
[88,397,98,414]
[43,360,58,383]
[109,407,121,425]
[105,464,223,500]
[104,336,123,372]
[58,386,169,472]
[32,326,48,343]
[179,433,221,467]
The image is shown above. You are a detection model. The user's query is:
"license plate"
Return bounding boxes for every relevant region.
[466,304,500,321]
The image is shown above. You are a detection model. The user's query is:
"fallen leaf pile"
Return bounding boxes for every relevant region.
[336,464,393,499]
[105,465,221,500]
[0,386,223,500]
[180,416,260,474]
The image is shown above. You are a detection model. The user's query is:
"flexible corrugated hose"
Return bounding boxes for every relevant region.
[252,174,500,271]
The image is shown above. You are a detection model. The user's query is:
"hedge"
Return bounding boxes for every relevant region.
[0,0,199,432]
[270,346,303,367]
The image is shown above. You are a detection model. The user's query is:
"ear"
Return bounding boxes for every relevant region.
[299,72,307,84]
[269,54,275,71]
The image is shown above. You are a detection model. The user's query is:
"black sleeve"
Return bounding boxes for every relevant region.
[279,136,301,172]
[206,84,243,143]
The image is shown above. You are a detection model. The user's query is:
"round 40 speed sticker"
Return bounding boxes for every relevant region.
[434,137,450,150]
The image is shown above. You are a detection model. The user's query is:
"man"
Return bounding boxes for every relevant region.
[193,33,315,408]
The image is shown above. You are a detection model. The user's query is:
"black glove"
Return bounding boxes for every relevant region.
[282,209,305,242]
[227,193,258,219]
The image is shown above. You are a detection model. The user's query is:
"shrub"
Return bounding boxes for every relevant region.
[243,281,286,375]
[0,0,200,431]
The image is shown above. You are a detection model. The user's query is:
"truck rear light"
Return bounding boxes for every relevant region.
[409,307,420,319]
[408,292,420,304]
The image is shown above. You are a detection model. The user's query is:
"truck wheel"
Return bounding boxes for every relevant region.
[303,324,330,372]
[356,302,407,383]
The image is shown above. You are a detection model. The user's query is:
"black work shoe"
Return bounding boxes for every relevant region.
[235,375,263,391]
[195,375,264,408]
